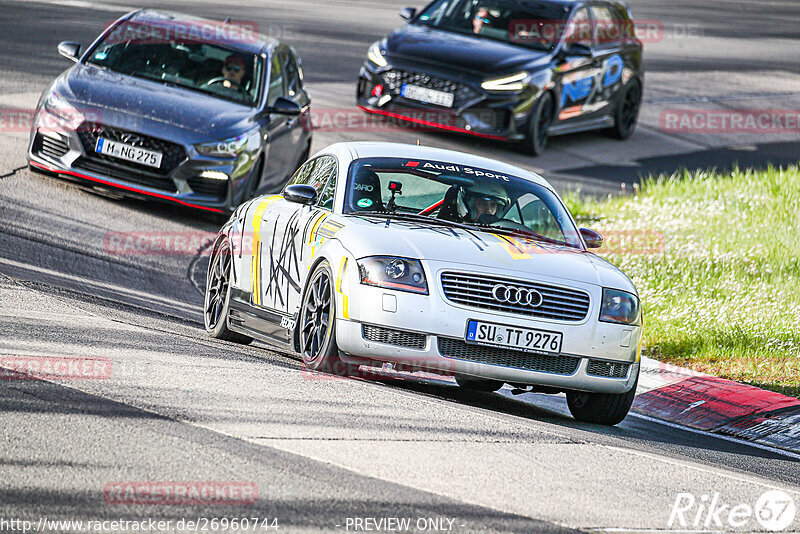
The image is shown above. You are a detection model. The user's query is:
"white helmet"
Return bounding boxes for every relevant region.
[457,180,511,221]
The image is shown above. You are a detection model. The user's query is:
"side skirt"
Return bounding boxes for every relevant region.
[227,287,295,353]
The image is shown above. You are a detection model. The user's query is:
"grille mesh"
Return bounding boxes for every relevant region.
[77,122,186,177]
[33,133,69,159]
[438,337,580,375]
[586,360,630,379]
[440,272,590,322]
[73,157,176,192]
[362,324,426,350]
[381,69,480,107]
[187,176,227,198]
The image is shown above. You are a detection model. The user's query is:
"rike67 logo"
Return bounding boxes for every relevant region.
[669,490,797,531]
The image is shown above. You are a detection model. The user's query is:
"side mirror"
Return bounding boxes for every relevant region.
[400,7,417,21]
[58,41,81,62]
[284,184,317,205]
[268,97,302,116]
[563,42,593,57]
[580,228,603,249]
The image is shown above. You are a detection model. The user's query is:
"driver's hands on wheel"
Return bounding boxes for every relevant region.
[205,54,248,94]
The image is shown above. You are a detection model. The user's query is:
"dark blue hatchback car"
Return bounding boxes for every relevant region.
[358,0,643,155]
[29,10,312,214]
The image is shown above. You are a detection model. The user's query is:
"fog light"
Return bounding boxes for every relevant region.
[199,170,229,180]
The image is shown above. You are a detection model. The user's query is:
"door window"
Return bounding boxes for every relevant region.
[267,53,286,106]
[564,7,594,47]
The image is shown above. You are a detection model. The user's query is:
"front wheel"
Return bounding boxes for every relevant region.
[522,91,555,156]
[566,375,638,426]
[204,238,253,344]
[299,262,355,376]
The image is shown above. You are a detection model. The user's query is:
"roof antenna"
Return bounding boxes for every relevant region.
[223,17,231,25]
[416,139,421,146]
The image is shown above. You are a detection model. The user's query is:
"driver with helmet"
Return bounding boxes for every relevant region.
[456,180,511,223]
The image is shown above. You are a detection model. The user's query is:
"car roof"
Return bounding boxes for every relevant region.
[334,142,552,189]
[126,10,280,55]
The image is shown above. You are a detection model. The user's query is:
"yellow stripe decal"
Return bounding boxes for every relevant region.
[492,233,531,260]
[308,212,329,244]
[250,195,282,305]
[336,256,349,320]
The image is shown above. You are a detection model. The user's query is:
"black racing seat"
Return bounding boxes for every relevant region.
[349,168,384,211]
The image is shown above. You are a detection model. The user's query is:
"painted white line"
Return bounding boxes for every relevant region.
[631,411,800,462]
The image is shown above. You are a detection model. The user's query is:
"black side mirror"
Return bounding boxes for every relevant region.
[284,184,317,205]
[580,228,603,249]
[400,7,417,21]
[58,41,81,63]
[563,42,593,57]
[268,97,302,116]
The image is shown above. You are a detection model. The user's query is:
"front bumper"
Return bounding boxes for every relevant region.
[357,61,537,142]
[335,262,642,394]
[27,108,254,214]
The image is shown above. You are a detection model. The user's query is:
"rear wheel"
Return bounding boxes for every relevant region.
[204,238,253,344]
[608,79,642,140]
[454,374,504,392]
[522,91,555,156]
[299,262,356,376]
[566,376,637,426]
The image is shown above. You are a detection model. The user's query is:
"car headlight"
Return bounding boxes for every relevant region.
[367,42,388,67]
[195,133,249,158]
[43,93,81,125]
[599,288,640,325]
[358,256,428,294]
[481,71,530,91]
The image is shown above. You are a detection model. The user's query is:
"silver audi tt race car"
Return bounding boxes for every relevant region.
[205,141,643,425]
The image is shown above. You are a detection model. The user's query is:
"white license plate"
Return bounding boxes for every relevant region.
[401,84,455,108]
[466,320,563,355]
[95,137,162,168]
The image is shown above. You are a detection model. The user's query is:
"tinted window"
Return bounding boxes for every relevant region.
[284,52,303,99]
[288,156,337,201]
[267,53,285,106]
[86,20,264,105]
[564,7,594,47]
[416,0,571,51]
[591,5,620,45]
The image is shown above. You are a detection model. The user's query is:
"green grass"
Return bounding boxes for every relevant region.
[564,166,800,397]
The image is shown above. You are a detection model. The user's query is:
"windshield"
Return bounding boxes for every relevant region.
[85,19,264,106]
[344,157,582,248]
[415,0,572,51]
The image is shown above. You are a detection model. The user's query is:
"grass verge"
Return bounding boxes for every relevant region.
[564,166,800,397]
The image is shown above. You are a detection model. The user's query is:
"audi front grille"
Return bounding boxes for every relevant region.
[440,272,591,322]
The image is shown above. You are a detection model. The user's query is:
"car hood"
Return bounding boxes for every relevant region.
[56,64,255,137]
[384,24,551,75]
[338,216,635,292]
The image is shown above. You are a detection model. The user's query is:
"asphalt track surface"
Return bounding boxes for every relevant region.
[1,0,799,532]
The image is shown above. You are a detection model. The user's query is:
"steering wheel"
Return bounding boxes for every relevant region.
[204,77,248,95]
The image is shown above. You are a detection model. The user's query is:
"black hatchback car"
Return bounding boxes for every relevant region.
[28,10,312,214]
[357,0,643,155]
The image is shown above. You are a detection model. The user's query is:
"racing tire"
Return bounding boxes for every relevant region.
[522,91,555,156]
[566,375,638,426]
[204,238,254,344]
[454,374,504,392]
[299,261,356,376]
[608,79,642,140]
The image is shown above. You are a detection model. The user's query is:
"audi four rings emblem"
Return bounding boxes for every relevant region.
[492,284,543,307]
